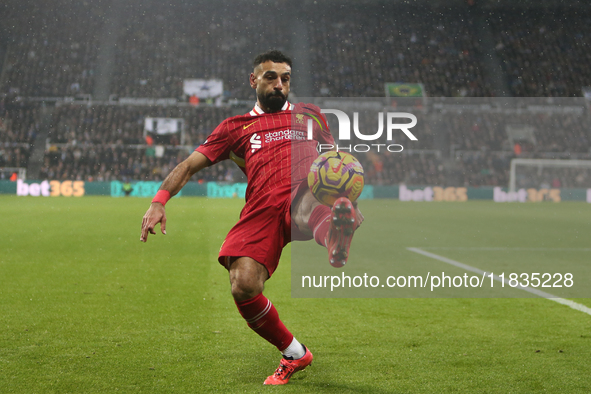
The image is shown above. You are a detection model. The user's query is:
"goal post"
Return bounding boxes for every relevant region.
[509,158,591,192]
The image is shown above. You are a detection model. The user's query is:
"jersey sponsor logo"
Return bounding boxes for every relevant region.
[250,133,262,152]
[243,120,259,130]
[264,129,307,143]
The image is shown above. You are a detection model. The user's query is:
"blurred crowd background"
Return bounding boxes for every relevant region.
[1,0,590,189]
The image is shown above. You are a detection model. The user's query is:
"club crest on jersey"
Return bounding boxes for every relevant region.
[250,133,262,152]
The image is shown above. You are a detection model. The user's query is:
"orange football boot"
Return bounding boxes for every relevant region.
[263,346,313,385]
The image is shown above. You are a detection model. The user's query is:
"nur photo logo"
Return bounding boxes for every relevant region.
[306,109,418,153]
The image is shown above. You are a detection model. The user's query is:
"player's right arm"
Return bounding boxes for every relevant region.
[157,150,211,197]
[140,151,211,242]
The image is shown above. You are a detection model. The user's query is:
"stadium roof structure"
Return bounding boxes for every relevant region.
[295,0,590,8]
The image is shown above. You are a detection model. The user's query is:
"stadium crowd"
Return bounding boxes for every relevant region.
[0,1,103,97]
[110,2,290,100]
[446,110,590,153]
[41,103,240,182]
[308,7,491,98]
[492,9,591,97]
[0,98,39,173]
[1,1,591,188]
[48,104,233,146]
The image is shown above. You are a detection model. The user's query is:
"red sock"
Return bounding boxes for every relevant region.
[235,293,293,351]
[308,204,331,247]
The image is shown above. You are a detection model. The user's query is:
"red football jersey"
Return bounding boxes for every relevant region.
[196,101,334,213]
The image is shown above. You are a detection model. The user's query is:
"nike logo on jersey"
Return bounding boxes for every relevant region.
[243,120,259,130]
[250,133,262,152]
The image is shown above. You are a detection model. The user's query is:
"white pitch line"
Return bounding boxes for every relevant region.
[407,247,591,317]
[419,247,591,252]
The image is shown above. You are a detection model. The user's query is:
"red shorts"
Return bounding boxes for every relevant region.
[218,182,311,277]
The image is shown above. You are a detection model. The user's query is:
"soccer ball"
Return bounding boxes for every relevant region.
[308,151,364,206]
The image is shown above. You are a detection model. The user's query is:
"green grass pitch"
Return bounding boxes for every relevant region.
[1,195,590,393]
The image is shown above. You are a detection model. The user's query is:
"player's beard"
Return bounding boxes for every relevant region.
[259,90,287,113]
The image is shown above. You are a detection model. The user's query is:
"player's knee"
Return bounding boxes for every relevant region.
[228,258,267,302]
[231,278,263,302]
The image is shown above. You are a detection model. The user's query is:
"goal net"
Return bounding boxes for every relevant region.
[509,159,591,191]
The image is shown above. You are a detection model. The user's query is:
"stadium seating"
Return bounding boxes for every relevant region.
[1,2,590,188]
[491,9,591,97]
[110,2,290,99]
[41,103,240,182]
[0,98,40,175]
[0,1,103,97]
[307,6,492,98]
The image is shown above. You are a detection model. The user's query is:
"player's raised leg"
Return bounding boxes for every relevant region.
[293,190,363,267]
[326,197,357,267]
[228,257,312,385]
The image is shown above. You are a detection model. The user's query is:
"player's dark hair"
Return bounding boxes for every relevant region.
[253,50,292,68]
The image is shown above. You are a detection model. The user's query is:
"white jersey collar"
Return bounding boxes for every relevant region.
[250,101,293,116]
